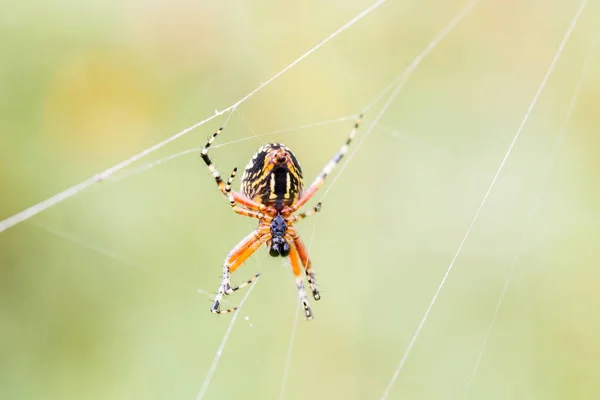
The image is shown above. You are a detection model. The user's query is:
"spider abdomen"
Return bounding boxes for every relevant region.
[241,143,303,209]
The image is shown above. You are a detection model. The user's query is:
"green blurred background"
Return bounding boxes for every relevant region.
[1,1,600,399]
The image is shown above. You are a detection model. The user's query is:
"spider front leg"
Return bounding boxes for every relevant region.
[200,127,230,197]
[200,127,267,213]
[211,230,270,315]
[291,114,362,211]
[288,243,313,320]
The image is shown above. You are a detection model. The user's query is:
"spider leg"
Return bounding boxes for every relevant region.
[288,242,313,320]
[291,115,362,211]
[232,206,264,219]
[200,127,229,195]
[294,202,322,222]
[200,127,267,212]
[227,170,267,219]
[291,233,320,301]
[211,229,270,315]
[222,167,238,206]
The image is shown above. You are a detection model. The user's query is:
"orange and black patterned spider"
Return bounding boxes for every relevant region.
[200,115,361,320]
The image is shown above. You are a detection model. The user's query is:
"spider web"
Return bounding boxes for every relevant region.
[381,1,589,398]
[462,24,600,400]
[2,1,600,400]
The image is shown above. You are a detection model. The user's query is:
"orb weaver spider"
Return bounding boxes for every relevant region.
[201,115,362,320]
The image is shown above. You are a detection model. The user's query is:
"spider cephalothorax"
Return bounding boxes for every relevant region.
[200,115,361,320]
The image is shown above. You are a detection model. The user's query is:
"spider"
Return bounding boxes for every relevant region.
[200,115,362,320]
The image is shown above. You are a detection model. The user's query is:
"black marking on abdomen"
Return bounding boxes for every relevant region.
[241,143,304,207]
[274,168,288,199]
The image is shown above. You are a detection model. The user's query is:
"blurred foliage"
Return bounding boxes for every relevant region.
[1,1,600,399]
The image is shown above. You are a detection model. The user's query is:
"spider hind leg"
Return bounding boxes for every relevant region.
[210,231,268,315]
[289,243,313,320]
[292,235,320,301]
[210,272,260,315]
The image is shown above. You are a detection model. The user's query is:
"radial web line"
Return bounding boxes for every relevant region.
[379,2,588,399]
[196,277,259,400]
[278,221,318,400]
[0,0,389,234]
[234,108,265,146]
[322,0,482,200]
[463,22,599,400]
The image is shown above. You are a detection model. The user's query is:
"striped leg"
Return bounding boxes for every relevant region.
[294,202,322,223]
[289,244,313,320]
[211,231,270,315]
[200,128,228,194]
[233,207,264,219]
[200,128,266,212]
[292,114,362,211]
[227,169,264,219]
[293,235,320,300]
[222,167,237,206]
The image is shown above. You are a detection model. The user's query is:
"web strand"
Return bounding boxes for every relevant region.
[196,278,259,400]
[234,108,265,146]
[0,0,389,234]
[462,22,599,400]
[322,0,482,200]
[379,2,588,399]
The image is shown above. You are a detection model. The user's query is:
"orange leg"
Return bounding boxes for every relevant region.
[231,192,267,211]
[292,235,320,301]
[232,206,264,219]
[211,229,270,315]
[288,242,313,320]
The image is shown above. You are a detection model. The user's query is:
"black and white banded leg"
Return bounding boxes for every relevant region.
[289,244,313,320]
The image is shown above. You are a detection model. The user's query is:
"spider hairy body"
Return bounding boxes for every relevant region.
[200,115,362,320]
[242,143,303,257]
